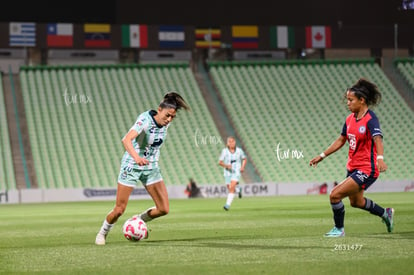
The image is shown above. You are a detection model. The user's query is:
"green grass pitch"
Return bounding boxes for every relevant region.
[1,192,413,274]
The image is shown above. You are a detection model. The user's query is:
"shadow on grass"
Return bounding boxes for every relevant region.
[133,235,327,250]
[363,231,414,240]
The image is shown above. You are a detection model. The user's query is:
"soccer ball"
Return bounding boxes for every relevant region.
[122,216,148,242]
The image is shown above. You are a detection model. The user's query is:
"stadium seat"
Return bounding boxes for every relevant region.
[209,60,414,183]
[0,74,17,190]
[20,64,224,188]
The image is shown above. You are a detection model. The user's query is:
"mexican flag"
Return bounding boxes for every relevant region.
[122,24,148,48]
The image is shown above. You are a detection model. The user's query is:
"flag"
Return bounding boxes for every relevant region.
[305,26,331,48]
[232,25,258,49]
[270,26,295,49]
[159,25,185,48]
[84,23,111,48]
[122,24,148,48]
[47,23,73,47]
[9,22,36,47]
[195,27,221,48]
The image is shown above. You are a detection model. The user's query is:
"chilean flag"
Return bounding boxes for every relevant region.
[47,23,73,47]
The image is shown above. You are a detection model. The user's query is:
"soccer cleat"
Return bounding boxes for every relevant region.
[223,204,230,211]
[95,232,107,245]
[324,227,345,237]
[238,189,242,199]
[382,208,394,233]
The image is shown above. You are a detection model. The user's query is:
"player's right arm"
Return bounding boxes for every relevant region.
[218,150,231,169]
[122,129,149,166]
[218,160,231,170]
[309,135,346,167]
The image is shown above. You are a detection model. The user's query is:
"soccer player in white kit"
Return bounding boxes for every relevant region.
[95,92,190,245]
[218,136,247,211]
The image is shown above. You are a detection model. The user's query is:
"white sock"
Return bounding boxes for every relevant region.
[226,193,235,206]
[99,219,114,235]
[139,206,156,222]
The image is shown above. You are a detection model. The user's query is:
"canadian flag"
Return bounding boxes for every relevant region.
[305,26,331,48]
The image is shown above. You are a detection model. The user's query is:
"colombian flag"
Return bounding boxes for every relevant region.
[232,25,258,49]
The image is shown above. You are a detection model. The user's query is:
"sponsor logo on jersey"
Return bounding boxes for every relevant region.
[121,171,128,180]
[348,133,356,150]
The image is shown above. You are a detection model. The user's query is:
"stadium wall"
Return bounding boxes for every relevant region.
[1,180,413,204]
[0,23,412,51]
[2,1,412,26]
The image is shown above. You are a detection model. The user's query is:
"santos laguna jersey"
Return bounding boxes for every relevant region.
[219,147,246,177]
[341,109,382,177]
[120,110,169,170]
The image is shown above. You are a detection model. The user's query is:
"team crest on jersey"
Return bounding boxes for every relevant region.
[359,126,366,133]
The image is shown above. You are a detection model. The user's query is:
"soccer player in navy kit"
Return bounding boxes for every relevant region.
[96,92,190,245]
[309,78,394,237]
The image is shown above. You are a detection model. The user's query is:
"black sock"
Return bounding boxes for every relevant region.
[331,201,345,228]
[363,198,385,217]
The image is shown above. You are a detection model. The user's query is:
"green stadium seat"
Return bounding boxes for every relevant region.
[210,60,414,183]
[0,76,17,190]
[20,64,224,188]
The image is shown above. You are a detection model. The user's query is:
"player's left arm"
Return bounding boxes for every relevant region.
[240,158,247,173]
[373,135,387,173]
[368,115,387,173]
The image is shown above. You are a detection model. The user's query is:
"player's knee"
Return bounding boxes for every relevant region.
[329,192,341,202]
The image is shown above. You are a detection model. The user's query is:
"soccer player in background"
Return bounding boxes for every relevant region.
[219,136,247,211]
[95,92,190,245]
[309,78,394,237]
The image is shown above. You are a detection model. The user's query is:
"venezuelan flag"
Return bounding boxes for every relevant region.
[84,23,111,48]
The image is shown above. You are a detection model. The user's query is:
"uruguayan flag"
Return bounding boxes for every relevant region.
[9,22,36,47]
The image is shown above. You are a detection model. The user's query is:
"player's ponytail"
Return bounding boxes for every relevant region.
[159,92,190,111]
[349,78,382,107]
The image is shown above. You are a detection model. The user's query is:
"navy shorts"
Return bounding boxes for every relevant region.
[347,170,377,190]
